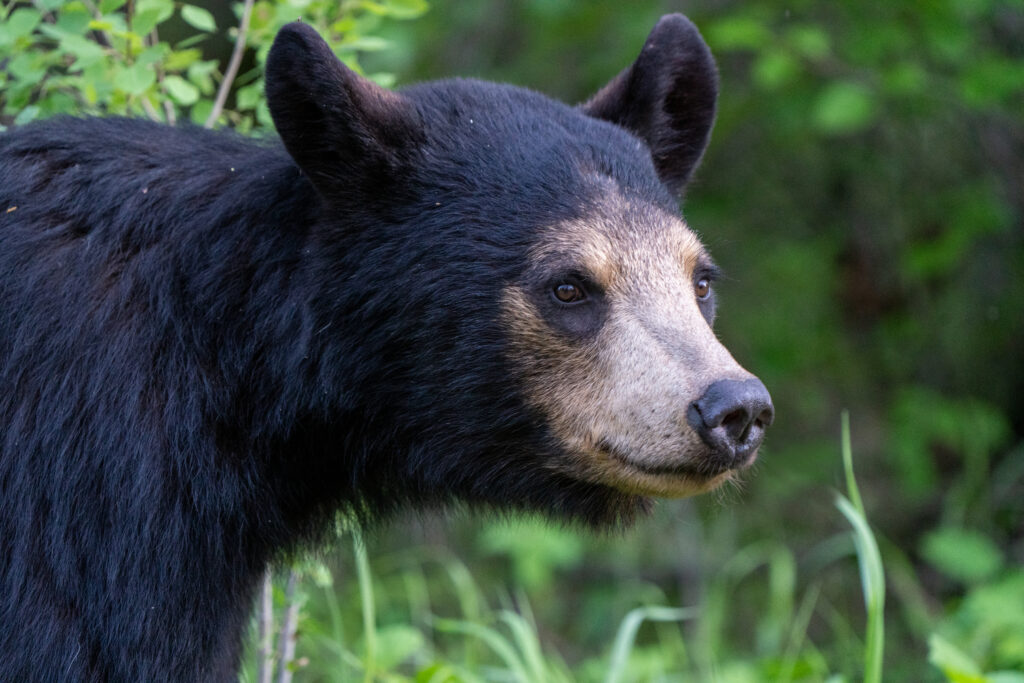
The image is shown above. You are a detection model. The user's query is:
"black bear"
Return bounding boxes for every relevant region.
[0,15,773,681]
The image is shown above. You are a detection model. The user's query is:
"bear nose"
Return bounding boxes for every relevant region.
[687,378,774,469]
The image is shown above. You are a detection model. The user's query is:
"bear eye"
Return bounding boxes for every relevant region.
[553,282,586,304]
[695,278,711,300]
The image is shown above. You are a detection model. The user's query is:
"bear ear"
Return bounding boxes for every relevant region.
[581,14,718,196]
[265,22,424,196]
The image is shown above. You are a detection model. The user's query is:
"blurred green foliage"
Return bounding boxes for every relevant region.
[0,0,426,129]
[3,0,1023,680]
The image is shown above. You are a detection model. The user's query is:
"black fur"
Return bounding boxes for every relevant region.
[0,17,717,680]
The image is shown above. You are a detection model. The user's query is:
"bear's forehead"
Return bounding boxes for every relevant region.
[408,80,665,183]
[405,79,693,267]
[528,184,708,288]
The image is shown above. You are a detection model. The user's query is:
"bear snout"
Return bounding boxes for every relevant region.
[687,378,774,471]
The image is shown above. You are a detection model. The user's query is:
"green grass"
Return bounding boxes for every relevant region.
[243,416,1023,682]
[835,411,886,683]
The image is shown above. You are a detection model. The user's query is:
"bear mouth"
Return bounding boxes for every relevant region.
[628,450,758,478]
[590,439,749,497]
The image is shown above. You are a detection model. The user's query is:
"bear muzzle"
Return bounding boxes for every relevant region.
[687,377,774,473]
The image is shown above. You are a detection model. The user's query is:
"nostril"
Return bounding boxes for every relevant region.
[720,406,753,443]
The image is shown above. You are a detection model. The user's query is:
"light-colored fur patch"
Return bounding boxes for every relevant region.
[502,195,756,497]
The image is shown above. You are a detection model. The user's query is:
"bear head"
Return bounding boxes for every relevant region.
[264,16,773,525]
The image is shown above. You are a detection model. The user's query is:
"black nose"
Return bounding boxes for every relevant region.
[687,378,774,469]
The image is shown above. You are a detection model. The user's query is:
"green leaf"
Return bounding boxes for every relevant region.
[163,48,202,72]
[81,60,115,104]
[6,9,43,39]
[235,82,262,110]
[255,100,272,128]
[337,36,392,52]
[135,44,167,67]
[174,33,209,50]
[753,51,798,90]
[786,25,830,60]
[100,0,128,12]
[921,528,1003,583]
[813,81,876,134]
[905,184,1012,277]
[359,0,395,16]
[189,99,214,126]
[360,0,429,19]
[38,90,79,116]
[883,62,929,96]
[180,5,216,33]
[330,17,358,35]
[371,625,425,670]
[37,24,69,41]
[986,674,1024,683]
[929,634,985,683]
[413,663,460,683]
[187,59,218,95]
[97,12,129,33]
[389,0,430,19]
[959,58,1024,109]
[55,8,93,36]
[8,53,47,83]
[961,573,1024,635]
[163,75,199,105]
[133,9,164,36]
[133,6,173,37]
[14,106,41,126]
[1,83,34,112]
[120,61,157,96]
[136,0,175,12]
[58,34,107,69]
[707,16,773,51]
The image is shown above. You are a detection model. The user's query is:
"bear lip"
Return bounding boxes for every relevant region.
[595,439,755,482]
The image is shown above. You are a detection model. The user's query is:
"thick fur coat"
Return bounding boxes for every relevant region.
[0,16,771,680]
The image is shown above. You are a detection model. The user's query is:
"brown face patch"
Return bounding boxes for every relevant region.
[502,194,758,498]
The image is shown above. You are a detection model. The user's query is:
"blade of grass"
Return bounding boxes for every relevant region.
[604,606,699,683]
[841,410,864,514]
[432,616,531,682]
[438,555,486,670]
[777,582,822,683]
[353,531,377,683]
[498,609,573,683]
[715,541,797,655]
[320,581,350,673]
[836,496,885,683]
[836,412,885,683]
